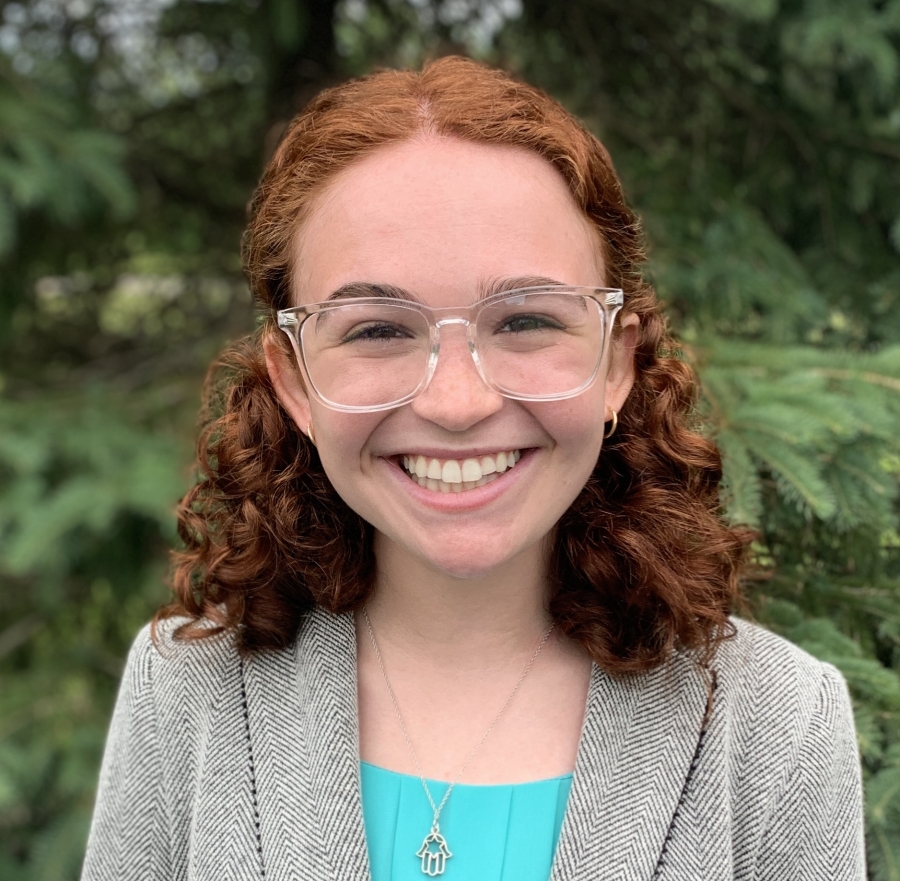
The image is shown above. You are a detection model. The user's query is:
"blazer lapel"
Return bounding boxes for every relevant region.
[245,607,709,881]
[243,607,370,881]
[551,653,711,881]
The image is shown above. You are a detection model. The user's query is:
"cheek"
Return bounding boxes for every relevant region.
[531,388,607,454]
[313,411,382,486]
[536,393,608,501]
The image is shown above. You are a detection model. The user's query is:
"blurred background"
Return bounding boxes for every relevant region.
[0,0,898,877]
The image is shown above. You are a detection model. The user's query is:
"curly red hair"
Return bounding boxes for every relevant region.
[158,56,750,673]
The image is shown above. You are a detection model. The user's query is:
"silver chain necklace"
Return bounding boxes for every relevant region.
[361,607,555,877]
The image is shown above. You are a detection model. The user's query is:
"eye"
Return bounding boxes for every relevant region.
[495,313,566,334]
[342,321,415,343]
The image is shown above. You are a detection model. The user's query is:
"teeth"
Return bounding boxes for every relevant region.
[441,460,463,484]
[461,459,481,481]
[401,450,522,492]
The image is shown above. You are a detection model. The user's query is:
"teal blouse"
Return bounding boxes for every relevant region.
[360,761,573,881]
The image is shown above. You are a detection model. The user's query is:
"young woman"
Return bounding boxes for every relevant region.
[81,57,865,881]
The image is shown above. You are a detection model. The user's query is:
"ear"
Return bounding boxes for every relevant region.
[263,332,313,432]
[604,312,640,413]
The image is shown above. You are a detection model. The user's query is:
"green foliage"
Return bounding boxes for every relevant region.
[869,766,900,881]
[0,76,135,257]
[0,393,184,581]
[703,341,900,529]
[0,0,897,877]
[0,394,185,879]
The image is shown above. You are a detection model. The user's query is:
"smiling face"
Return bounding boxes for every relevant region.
[267,137,637,580]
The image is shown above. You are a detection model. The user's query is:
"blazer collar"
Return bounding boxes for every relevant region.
[244,607,710,881]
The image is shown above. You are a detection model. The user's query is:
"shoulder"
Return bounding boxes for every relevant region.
[709,622,865,876]
[126,616,242,678]
[714,616,850,715]
[711,617,856,798]
[120,617,246,733]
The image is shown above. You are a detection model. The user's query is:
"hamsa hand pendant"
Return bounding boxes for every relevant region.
[416,828,452,876]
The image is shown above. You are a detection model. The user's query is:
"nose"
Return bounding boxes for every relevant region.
[410,322,504,431]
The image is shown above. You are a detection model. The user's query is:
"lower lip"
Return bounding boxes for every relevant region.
[383,450,535,511]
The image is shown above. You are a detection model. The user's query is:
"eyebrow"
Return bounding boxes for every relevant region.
[323,276,567,304]
[479,276,567,298]
[325,282,417,302]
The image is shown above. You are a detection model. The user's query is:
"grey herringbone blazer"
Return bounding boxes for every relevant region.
[81,607,865,880]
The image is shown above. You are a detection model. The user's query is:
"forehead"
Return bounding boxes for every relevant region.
[291,137,603,306]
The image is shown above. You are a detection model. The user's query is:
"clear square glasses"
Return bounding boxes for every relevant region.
[276,284,624,413]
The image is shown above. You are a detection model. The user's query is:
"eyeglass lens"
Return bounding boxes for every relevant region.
[298,293,608,410]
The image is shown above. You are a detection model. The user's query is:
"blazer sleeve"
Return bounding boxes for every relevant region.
[752,663,866,881]
[81,625,172,881]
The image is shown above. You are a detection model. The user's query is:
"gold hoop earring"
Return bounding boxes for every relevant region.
[604,409,618,439]
[307,422,316,446]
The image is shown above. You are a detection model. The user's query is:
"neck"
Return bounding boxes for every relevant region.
[363,533,553,672]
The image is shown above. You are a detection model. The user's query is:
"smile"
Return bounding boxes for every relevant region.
[400,450,523,493]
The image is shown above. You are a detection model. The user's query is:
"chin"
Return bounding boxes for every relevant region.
[409,534,535,581]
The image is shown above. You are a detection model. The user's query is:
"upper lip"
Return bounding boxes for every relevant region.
[383,446,531,460]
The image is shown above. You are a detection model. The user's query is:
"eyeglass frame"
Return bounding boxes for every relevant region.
[276,284,625,413]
